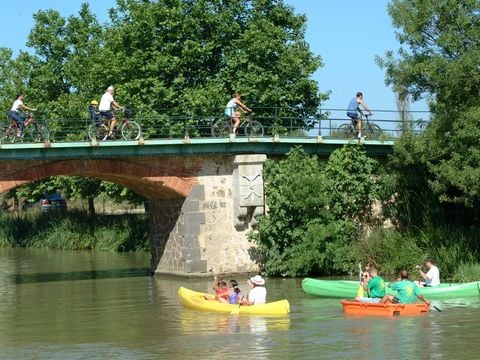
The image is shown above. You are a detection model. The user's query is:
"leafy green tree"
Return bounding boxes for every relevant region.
[105,0,325,127]
[379,0,480,214]
[252,145,380,276]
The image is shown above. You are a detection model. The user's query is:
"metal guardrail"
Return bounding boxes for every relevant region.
[0,108,430,144]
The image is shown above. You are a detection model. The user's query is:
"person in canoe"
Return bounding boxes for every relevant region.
[240,275,267,305]
[218,280,243,304]
[355,267,386,303]
[381,270,431,305]
[415,257,440,287]
[204,277,229,301]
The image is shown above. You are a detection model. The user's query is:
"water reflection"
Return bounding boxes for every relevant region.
[179,308,291,335]
[9,267,150,284]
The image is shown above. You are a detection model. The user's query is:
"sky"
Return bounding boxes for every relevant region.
[0,0,429,115]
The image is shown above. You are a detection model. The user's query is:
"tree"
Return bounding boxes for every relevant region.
[106,0,326,127]
[252,145,380,276]
[379,0,480,213]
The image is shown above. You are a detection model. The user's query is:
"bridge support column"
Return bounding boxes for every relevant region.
[149,154,267,275]
[149,185,207,274]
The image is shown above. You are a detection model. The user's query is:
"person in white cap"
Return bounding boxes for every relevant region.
[240,275,266,305]
[98,85,124,139]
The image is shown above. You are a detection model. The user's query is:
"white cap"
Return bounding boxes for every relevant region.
[107,85,114,91]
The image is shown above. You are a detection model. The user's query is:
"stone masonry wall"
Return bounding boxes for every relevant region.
[150,154,266,275]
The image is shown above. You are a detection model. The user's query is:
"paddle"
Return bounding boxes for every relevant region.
[230,304,241,315]
[357,262,364,297]
[429,302,443,312]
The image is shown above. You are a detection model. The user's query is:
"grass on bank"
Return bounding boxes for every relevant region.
[352,226,480,282]
[0,210,149,252]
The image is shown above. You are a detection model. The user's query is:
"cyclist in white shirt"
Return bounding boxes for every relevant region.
[415,257,440,286]
[8,94,37,137]
[99,85,124,138]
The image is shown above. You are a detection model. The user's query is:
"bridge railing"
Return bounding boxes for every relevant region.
[8,107,431,143]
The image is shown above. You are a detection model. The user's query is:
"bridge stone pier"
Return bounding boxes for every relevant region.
[0,152,267,275]
[149,154,266,275]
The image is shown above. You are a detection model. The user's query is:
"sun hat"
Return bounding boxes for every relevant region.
[90,99,98,105]
[249,275,265,286]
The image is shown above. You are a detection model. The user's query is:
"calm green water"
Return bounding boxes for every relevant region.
[0,248,480,359]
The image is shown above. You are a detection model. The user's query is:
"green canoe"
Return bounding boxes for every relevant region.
[301,278,480,300]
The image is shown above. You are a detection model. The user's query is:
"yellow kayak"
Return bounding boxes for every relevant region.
[178,286,290,315]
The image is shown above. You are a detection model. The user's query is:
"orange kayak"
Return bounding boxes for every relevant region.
[341,300,429,316]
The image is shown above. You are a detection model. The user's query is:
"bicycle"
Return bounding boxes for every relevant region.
[337,114,381,139]
[87,108,141,141]
[1,112,49,143]
[211,112,264,137]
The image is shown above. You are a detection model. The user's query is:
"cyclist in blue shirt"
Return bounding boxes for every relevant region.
[347,92,372,138]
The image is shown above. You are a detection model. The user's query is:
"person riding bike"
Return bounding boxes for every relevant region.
[98,85,124,138]
[346,91,372,138]
[8,94,37,138]
[224,92,252,135]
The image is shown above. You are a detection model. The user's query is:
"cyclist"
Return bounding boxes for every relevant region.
[346,92,372,138]
[98,85,124,138]
[88,99,101,126]
[224,92,252,135]
[8,94,37,137]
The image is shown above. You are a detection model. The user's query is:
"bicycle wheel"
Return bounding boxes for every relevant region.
[211,119,230,137]
[121,120,141,140]
[31,125,50,142]
[337,124,354,139]
[87,124,105,141]
[244,120,264,137]
[366,124,382,139]
[1,126,15,143]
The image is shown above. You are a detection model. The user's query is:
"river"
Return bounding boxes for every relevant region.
[0,248,479,359]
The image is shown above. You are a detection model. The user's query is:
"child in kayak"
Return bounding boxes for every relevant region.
[204,277,229,301]
[218,280,242,304]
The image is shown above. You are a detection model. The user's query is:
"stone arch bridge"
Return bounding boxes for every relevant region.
[0,137,392,275]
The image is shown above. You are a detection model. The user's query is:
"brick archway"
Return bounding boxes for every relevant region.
[0,158,202,198]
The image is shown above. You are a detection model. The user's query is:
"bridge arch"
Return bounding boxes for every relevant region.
[0,159,198,199]
[0,153,266,275]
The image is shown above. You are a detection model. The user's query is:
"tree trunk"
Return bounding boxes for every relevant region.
[88,197,96,216]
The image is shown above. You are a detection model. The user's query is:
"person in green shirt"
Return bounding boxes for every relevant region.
[381,270,431,305]
[355,267,386,303]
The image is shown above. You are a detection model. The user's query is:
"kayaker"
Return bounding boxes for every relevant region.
[218,279,242,304]
[380,270,431,305]
[415,257,440,287]
[354,267,386,303]
[240,275,267,305]
[204,277,229,301]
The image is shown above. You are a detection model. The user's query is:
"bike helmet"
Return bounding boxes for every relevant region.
[90,99,98,105]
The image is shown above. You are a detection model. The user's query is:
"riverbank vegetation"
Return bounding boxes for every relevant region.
[252,145,480,282]
[0,210,149,252]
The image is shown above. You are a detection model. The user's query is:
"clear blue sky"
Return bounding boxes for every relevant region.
[0,0,428,113]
